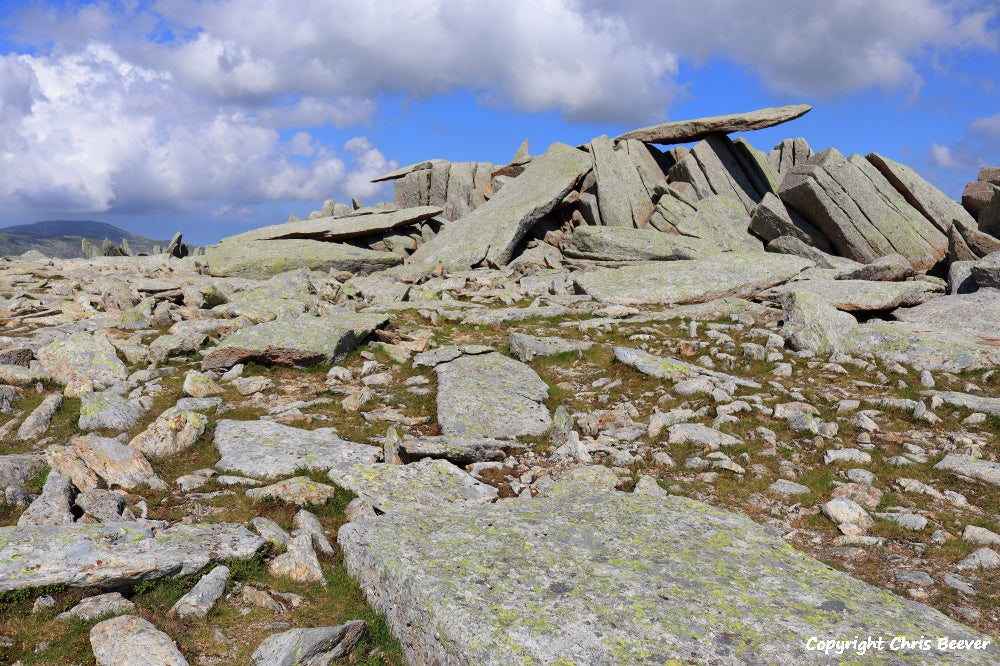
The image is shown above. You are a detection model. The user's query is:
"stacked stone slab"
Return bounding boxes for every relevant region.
[375,159,496,221]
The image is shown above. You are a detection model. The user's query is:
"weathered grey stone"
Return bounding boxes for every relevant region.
[0,453,45,488]
[624,139,670,200]
[613,347,762,388]
[780,289,859,355]
[78,390,147,431]
[36,332,128,389]
[646,185,698,232]
[129,408,209,457]
[934,454,1000,486]
[666,423,742,448]
[203,313,388,370]
[339,486,994,665]
[250,516,291,546]
[562,225,717,261]
[507,332,593,362]
[836,253,916,281]
[573,253,812,306]
[971,250,1000,288]
[213,420,378,479]
[962,181,997,217]
[956,548,1000,570]
[17,471,76,527]
[948,260,977,295]
[954,219,1000,259]
[409,142,591,267]
[64,434,167,491]
[980,190,1000,236]
[766,235,860,270]
[669,135,765,214]
[251,621,367,666]
[58,592,134,621]
[434,352,550,438]
[269,533,326,584]
[90,615,189,666]
[412,344,493,368]
[963,525,1000,546]
[822,497,875,529]
[460,305,569,327]
[780,149,946,271]
[761,278,942,312]
[221,206,443,243]
[205,239,400,279]
[0,363,51,385]
[868,153,976,235]
[75,489,129,522]
[590,134,654,227]
[844,290,1000,371]
[210,268,319,322]
[246,477,338,505]
[169,565,229,618]
[372,159,447,183]
[328,459,497,513]
[769,479,812,496]
[293,509,334,556]
[0,522,263,591]
[616,104,812,145]
[398,435,509,465]
[15,393,62,440]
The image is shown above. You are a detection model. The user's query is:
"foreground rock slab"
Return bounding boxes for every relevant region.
[0,522,263,592]
[410,142,591,267]
[213,420,379,479]
[574,253,812,306]
[204,239,400,279]
[616,104,812,145]
[339,488,996,665]
[91,615,188,666]
[434,352,551,438]
[251,621,367,666]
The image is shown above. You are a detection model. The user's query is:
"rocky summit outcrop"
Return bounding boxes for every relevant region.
[1,104,1000,664]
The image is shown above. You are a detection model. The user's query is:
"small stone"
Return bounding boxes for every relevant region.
[90,615,188,666]
[768,480,811,496]
[268,534,326,585]
[246,477,338,506]
[821,497,875,529]
[183,370,222,398]
[250,517,291,546]
[963,525,1000,546]
[169,565,230,619]
[292,509,334,556]
[955,547,1000,570]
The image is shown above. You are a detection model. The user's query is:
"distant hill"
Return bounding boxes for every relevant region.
[0,220,173,259]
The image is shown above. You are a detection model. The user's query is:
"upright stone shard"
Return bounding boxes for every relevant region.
[779,148,947,270]
[573,253,812,306]
[590,134,655,227]
[409,143,591,268]
[768,137,813,174]
[867,153,976,235]
[669,135,767,214]
[339,487,995,665]
[615,104,812,145]
[434,352,551,438]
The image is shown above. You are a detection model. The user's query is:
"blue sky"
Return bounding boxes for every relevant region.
[0,0,998,246]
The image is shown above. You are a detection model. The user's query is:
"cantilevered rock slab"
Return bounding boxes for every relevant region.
[573,253,812,306]
[409,142,591,267]
[202,313,388,370]
[220,206,443,243]
[328,459,497,513]
[338,487,995,665]
[615,104,812,145]
[843,290,1000,371]
[434,352,551,438]
[759,278,942,312]
[204,239,400,279]
[214,420,378,479]
[613,346,762,389]
[0,522,263,592]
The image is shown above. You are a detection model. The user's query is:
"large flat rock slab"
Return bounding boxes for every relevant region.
[562,225,721,261]
[0,522,263,592]
[409,142,591,267]
[434,352,551,438]
[214,420,379,479]
[339,488,995,665]
[35,332,128,389]
[202,313,389,369]
[573,253,812,306]
[843,289,1000,371]
[327,459,497,512]
[204,239,401,279]
[760,277,942,312]
[220,206,443,243]
[616,104,812,145]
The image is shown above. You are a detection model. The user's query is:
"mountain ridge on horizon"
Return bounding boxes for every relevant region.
[0,220,174,258]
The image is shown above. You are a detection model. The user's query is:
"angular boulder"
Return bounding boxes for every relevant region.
[328,459,497,513]
[562,225,718,261]
[36,333,128,389]
[0,522,263,591]
[409,142,591,267]
[213,420,378,479]
[434,352,551,439]
[204,239,401,279]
